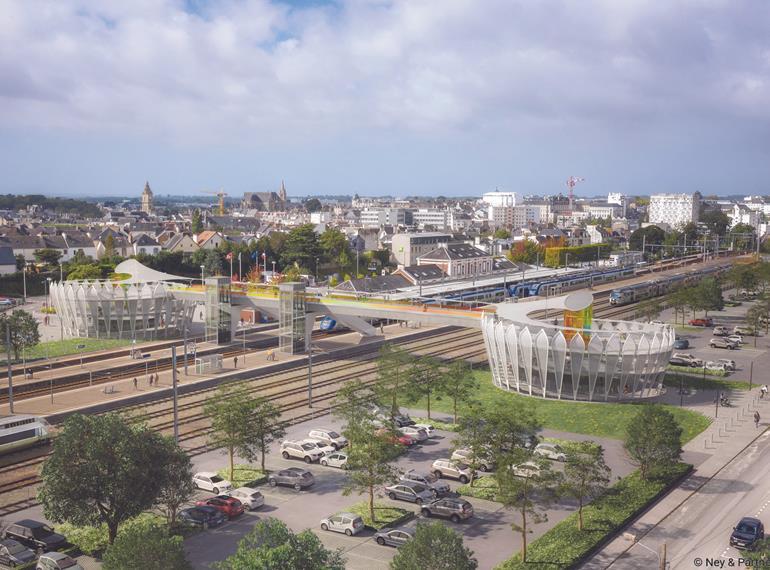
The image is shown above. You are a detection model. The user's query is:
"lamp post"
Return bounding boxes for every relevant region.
[200,265,205,285]
[21,262,26,304]
[307,342,314,408]
[59,262,63,282]
[272,261,276,276]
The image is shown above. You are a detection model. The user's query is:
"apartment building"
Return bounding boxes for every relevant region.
[391,232,452,266]
[649,193,701,228]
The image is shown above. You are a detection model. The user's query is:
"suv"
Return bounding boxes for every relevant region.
[431,459,475,484]
[712,326,730,336]
[3,520,66,552]
[689,317,714,327]
[227,487,264,510]
[734,326,755,336]
[710,337,738,350]
[385,482,434,504]
[451,448,495,472]
[195,496,245,519]
[268,467,315,491]
[193,472,232,494]
[669,353,703,367]
[308,428,348,450]
[400,426,429,442]
[730,517,764,550]
[533,443,567,462]
[717,359,737,371]
[400,470,451,497]
[299,439,336,456]
[280,441,325,463]
[368,404,415,427]
[421,498,474,523]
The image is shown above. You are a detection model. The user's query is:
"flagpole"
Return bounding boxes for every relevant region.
[238,252,242,281]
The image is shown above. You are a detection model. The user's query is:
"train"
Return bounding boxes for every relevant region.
[608,265,725,306]
[0,414,51,456]
[319,317,337,332]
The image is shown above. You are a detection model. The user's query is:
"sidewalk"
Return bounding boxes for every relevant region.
[580,387,770,569]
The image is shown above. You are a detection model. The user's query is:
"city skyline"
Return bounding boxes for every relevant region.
[1,0,769,197]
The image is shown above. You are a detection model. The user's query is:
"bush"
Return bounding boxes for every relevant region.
[102,520,191,570]
[495,463,691,569]
[668,365,726,377]
[56,513,166,556]
[411,417,459,432]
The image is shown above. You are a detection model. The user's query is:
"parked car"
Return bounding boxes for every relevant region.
[673,338,690,350]
[178,506,226,528]
[726,334,745,345]
[431,459,475,484]
[533,443,567,462]
[268,467,315,491]
[280,441,325,463]
[227,487,264,510]
[192,472,232,494]
[3,520,66,553]
[734,326,756,336]
[385,482,434,504]
[730,517,765,550]
[320,513,365,536]
[0,538,36,567]
[35,552,84,570]
[704,361,728,373]
[669,353,703,367]
[320,451,348,469]
[300,439,336,456]
[421,498,474,523]
[689,317,714,327]
[717,359,737,371]
[712,326,730,336]
[413,423,437,438]
[374,527,415,548]
[375,428,415,447]
[400,426,429,442]
[511,462,541,478]
[399,470,451,497]
[307,428,348,450]
[451,448,495,472]
[195,495,245,519]
[710,337,738,350]
[369,405,415,427]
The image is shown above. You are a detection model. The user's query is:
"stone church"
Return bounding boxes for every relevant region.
[241,181,288,212]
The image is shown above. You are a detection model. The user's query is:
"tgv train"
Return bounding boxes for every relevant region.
[0,414,52,456]
[608,265,725,306]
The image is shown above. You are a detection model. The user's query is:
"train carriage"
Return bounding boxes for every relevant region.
[0,415,51,455]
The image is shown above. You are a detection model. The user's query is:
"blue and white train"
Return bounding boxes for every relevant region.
[0,414,52,456]
[608,265,725,306]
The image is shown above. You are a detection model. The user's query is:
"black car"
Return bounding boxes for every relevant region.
[3,520,66,553]
[673,339,689,350]
[178,506,226,529]
[730,517,764,550]
[0,538,36,566]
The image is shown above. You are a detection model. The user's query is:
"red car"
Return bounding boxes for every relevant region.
[375,428,416,447]
[195,495,244,518]
[689,317,714,327]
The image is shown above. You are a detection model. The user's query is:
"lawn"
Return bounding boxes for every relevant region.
[668,364,726,377]
[457,476,499,502]
[19,338,132,362]
[216,464,267,487]
[401,371,711,443]
[664,372,753,392]
[347,501,413,531]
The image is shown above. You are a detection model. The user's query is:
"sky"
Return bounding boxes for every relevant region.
[1,0,769,198]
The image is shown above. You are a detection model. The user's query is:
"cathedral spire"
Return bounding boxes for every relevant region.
[279,180,287,203]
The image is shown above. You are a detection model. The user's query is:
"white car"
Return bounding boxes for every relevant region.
[228,487,264,510]
[308,428,348,450]
[300,439,336,456]
[280,441,325,463]
[193,472,233,494]
[451,448,495,472]
[320,451,348,469]
[726,334,744,345]
[36,552,84,570]
[716,359,736,371]
[511,461,541,478]
[413,423,436,438]
[400,426,428,442]
[705,361,728,373]
[320,512,365,536]
[533,443,567,462]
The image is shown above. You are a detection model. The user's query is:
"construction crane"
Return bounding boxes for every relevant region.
[566,176,585,212]
[199,189,228,215]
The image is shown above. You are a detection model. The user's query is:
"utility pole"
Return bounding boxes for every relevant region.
[6,324,13,414]
[172,346,179,443]
[183,323,188,376]
[660,543,667,570]
[307,343,314,408]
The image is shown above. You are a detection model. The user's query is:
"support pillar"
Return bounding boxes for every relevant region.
[278,283,307,354]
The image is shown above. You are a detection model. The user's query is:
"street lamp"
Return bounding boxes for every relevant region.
[200,265,205,285]
[22,262,27,304]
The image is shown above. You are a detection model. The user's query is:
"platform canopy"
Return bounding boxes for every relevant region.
[112,259,193,284]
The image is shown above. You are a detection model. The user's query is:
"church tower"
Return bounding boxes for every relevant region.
[279,180,287,206]
[141,181,154,215]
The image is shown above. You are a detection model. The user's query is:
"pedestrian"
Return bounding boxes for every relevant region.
[762,385,768,399]
[234,355,238,368]
[199,311,203,320]
[380,323,384,333]
[133,377,138,390]
[755,411,761,429]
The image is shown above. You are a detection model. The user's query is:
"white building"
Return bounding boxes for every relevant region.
[391,232,452,266]
[648,193,701,228]
[488,205,540,228]
[412,209,450,230]
[586,203,620,220]
[482,191,517,208]
[360,208,407,227]
[606,250,644,267]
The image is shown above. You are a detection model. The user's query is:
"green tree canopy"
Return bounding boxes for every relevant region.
[701,209,730,236]
[204,383,258,482]
[102,521,191,570]
[560,442,611,530]
[390,522,477,570]
[406,356,445,419]
[628,226,665,254]
[0,310,40,360]
[66,264,103,280]
[38,414,174,543]
[214,518,345,570]
[304,198,322,212]
[493,228,511,239]
[443,360,478,424]
[33,248,63,266]
[507,240,544,265]
[624,405,682,479]
[191,209,203,233]
[374,344,414,421]
[155,438,195,526]
[281,224,321,270]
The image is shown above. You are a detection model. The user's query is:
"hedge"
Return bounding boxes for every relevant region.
[667,365,726,377]
[495,463,692,569]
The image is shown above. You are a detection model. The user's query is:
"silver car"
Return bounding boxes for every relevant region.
[320,451,348,469]
[385,482,434,504]
[399,470,450,497]
[320,512,365,536]
[451,448,495,472]
[400,426,429,442]
[268,467,315,491]
[374,527,415,548]
[431,459,475,484]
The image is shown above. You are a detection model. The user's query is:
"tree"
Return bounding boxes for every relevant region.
[203,384,256,481]
[628,226,665,254]
[38,414,172,544]
[191,209,203,233]
[102,521,191,570]
[560,442,611,530]
[443,360,478,424]
[374,344,414,421]
[634,298,663,323]
[483,399,541,458]
[406,356,445,419]
[730,223,756,251]
[667,288,690,326]
[747,305,764,347]
[0,310,41,361]
[103,234,116,259]
[507,240,544,265]
[66,264,103,280]
[319,228,352,273]
[453,403,490,487]
[493,228,511,239]
[701,209,730,236]
[496,454,560,562]
[155,438,195,526]
[243,396,286,472]
[335,379,377,450]
[304,198,322,213]
[390,522,477,570]
[693,277,724,316]
[33,248,63,266]
[281,224,321,270]
[624,405,682,480]
[215,518,345,570]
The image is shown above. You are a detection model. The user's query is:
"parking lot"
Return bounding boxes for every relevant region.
[182,415,634,569]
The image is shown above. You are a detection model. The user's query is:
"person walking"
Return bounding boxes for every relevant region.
[755,411,761,429]
[233,355,238,369]
[762,385,768,399]
[133,377,138,390]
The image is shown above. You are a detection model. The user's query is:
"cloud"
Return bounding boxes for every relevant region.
[0,0,768,146]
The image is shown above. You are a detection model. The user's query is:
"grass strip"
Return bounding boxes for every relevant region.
[347,501,413,531]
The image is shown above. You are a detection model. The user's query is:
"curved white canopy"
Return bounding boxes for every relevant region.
[112,259,192,284]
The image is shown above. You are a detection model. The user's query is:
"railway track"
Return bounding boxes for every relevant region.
[0,327,485,516]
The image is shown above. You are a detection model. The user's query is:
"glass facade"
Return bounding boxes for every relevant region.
[205,277,232,344]
[278,283,307,354]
